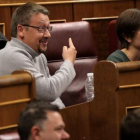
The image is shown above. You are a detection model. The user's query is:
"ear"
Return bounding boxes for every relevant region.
[124,36,132,43]
[17,24,24,38]
[31,126,41,140]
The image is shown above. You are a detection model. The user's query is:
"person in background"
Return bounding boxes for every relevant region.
[0,2,77,109]
[107,8,140,63]
[18,99,70,140]
[120,108,140,140]
[0,31,8,49]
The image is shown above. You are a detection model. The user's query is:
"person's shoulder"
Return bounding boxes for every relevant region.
[10,41,32,55]
[0,43,32,63]
[107,50,126,63]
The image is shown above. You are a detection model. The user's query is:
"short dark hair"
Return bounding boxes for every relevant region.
[11,2,50,37]
[120,108,140,140]
[18,99,59,140]
[116,8,140,49]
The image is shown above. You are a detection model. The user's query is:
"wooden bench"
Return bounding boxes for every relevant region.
[60,60,140,140]
[0,70,36,135]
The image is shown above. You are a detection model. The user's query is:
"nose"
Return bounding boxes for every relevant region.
[62,131,70,140]
[43,29,51,38]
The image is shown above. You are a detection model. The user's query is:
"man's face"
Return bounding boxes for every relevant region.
[37,111,70,140]
[19,13,51,53]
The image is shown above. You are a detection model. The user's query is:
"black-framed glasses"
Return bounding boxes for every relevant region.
[21,24,52,33]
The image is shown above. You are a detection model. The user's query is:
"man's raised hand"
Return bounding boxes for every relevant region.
[62,38,77,65]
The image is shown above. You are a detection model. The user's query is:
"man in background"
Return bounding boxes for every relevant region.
[0,31,8,49]
[120,108,140,140]
[18,100,70,140]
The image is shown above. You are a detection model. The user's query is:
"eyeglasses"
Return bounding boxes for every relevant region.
[21,24,52,33]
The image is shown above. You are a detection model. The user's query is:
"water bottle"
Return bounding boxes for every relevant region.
[85,73,94,102]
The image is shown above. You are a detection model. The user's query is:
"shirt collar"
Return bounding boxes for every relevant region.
[10,37,39,58]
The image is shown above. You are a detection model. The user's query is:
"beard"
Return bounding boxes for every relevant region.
[38,45,47,53]
[38,39,48,53]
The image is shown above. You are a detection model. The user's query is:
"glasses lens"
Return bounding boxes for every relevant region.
[38,27,45,33]
[48,26,52,32]
[37,26,52,33]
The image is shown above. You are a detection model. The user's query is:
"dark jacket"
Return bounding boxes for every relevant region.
[0,32,8,49]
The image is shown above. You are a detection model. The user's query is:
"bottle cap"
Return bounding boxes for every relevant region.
[87,73,93,76]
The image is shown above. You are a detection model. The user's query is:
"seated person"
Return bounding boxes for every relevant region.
[0,31,8,49]
[120,108,140,140]
[107,9,140,63]
[0,2,77,109]
[18,99,70,140]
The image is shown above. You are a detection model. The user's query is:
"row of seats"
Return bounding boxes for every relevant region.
[46,20,120,106]
[0,20,119,140]
[46,21,97,106]
[0,70,36,140]
[1,60,140,140]
[0,20,119,107]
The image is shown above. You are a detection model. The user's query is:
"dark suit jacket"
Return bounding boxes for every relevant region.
[0,32,8,49]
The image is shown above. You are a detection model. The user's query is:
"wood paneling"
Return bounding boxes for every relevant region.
[60,60,140,140]
[0,0,63,4]
[0,0,134,5]
[0,0,44,4]
[0,23,5,36]
[0,70,36,134]
[44,4,73,21]
[74,0,134,21]
[136,0,140,8]
[11,4,73,22]
[0,7,11,40]
[84,17,118,60]
[50,19,66,23]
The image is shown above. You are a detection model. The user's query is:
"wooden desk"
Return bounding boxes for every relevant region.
[60,60,140,140]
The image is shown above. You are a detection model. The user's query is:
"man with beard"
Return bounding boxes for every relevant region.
[0,2,77,109]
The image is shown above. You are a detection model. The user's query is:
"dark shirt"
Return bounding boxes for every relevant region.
[107,50,130,63]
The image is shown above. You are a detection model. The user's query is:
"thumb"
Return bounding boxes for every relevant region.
[63,46,68,51]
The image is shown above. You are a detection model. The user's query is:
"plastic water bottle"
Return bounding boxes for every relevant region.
[85,73,94,102]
